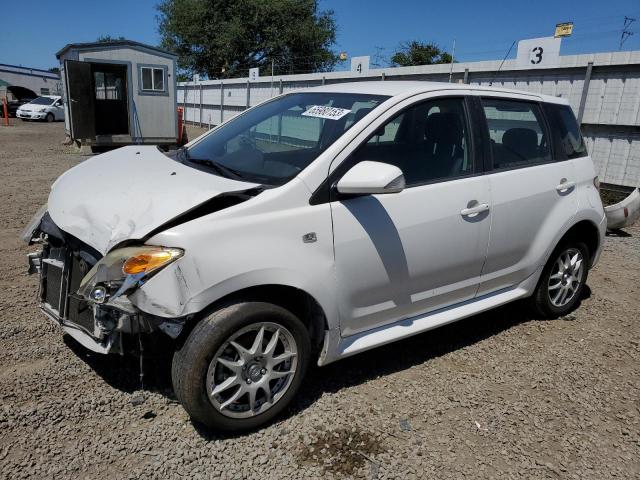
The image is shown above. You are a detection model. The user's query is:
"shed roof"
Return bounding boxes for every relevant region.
[56,40,177,59]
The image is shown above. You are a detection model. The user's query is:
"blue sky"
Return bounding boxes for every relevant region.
[1,0,639,70]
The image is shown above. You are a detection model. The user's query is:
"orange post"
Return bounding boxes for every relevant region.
[2,97,8,126]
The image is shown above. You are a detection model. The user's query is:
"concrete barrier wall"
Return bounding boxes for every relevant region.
[178,50,640,188]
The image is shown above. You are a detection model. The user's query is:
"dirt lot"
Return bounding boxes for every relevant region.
[1,120,639,479]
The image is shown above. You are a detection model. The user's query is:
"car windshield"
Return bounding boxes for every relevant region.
[29,97,56,106]
[184,92,389,185]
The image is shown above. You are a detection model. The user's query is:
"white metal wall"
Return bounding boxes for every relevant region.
[178,51,640,188]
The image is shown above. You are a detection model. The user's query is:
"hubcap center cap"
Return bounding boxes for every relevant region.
[247,363,263,382]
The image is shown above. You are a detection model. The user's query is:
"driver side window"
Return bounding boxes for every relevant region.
[349,97,472,187]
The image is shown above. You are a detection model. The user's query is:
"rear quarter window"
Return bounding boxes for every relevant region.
[544,103,588,160]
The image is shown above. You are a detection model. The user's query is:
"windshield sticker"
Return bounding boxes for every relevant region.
[302,105,351,120]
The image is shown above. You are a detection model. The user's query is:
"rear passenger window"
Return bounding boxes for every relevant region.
[350,97,472,186]
[482,99,551,169]
[545,103,587,159]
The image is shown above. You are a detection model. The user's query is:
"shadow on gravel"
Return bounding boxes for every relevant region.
[62,288,592,438]
[289,291,591,420]
[606,229,632,238]
[63,335,174,396]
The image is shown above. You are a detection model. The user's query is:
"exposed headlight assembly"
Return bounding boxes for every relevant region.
[21,203,48,244]
[78,246,183,304]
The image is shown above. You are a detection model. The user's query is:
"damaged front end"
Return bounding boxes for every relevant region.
[23,209,188,355]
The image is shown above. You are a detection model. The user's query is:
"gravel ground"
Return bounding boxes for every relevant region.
[1,120,639,479]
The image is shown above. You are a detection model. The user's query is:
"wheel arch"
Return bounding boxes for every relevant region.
[178,284,329,352]
[551,219,601,267]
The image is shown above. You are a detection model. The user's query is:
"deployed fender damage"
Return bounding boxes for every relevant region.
[23,147,264,354]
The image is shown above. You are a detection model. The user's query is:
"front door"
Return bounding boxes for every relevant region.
[53,99,65,120]
[331,96,492,336]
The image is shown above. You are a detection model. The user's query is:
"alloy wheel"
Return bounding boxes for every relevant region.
[547,247,584,307]
[206,322,298,419]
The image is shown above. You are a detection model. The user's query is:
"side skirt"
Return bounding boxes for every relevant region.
[317,267,541,366]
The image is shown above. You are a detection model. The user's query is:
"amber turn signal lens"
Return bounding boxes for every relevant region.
[122,249,182,275]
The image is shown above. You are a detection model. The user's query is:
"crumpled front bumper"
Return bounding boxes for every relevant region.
[25,216,186,355]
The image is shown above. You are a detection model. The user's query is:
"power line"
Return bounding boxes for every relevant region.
[620,16,636,49]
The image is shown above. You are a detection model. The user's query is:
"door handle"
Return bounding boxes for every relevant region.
[461,203,490,216]
[556,180,575,193]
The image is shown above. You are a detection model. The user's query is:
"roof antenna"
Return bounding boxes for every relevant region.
[489,40,516,86]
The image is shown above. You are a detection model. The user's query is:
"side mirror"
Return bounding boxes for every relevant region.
[336,161,405,195]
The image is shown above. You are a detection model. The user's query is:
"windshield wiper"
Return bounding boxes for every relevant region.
[188,157,246,181]
[178,146,248,181]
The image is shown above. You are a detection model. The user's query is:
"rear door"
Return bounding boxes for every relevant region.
[64,60,95,139]
[475,95,578,296]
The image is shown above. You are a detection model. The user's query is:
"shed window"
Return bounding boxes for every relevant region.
[40,88,50,95]
[141,67,165,92]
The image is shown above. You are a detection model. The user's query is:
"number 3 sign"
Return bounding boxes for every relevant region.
[517,37,561,68]
[530,46,544,64]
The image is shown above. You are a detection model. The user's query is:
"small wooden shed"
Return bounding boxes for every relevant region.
[56,40,178,148]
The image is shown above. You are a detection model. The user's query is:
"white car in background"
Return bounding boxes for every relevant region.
[23,82,606,432]
[16,95,65,122]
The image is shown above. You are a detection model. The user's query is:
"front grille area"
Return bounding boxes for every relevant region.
[67,254,95,333]
[44,260,63,311]
[41,242,98,336]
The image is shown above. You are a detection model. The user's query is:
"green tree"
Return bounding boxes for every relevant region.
[390,41,452,67]
[97,35,126,43]
[48,67,60,74]
[157,0,338,79]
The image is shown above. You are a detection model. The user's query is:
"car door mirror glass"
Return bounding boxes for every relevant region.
[336,161,405,195]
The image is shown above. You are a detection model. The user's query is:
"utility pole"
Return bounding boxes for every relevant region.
[270,58,275,98]
[448,38,456,83]
[620,16,636,50]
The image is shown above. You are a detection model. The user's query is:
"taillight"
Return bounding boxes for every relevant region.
[593,176,600,191]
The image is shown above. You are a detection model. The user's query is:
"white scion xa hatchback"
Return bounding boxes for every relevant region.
[23,81,606,431]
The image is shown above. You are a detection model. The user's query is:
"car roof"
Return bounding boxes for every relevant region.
[301,81,568,105]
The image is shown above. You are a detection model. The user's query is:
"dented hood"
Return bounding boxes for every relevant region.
[48,146,259,254]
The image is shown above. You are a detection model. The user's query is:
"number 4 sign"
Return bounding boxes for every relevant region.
[350,56,370,74]
[516,37,561,68]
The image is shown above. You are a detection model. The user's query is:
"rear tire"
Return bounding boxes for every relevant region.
[530,241,589,318]
[172,302,311,432]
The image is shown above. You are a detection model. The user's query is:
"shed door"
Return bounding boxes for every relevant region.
[64,60,95,139]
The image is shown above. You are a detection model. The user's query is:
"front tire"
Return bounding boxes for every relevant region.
[530,241,589,318]
[172,302,311,432]
[45,113,54,122]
